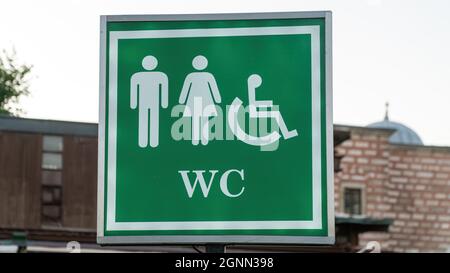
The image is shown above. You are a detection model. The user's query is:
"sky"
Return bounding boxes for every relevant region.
[0,0,449,146]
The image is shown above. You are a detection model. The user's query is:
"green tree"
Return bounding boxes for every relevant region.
[0,49,32,116]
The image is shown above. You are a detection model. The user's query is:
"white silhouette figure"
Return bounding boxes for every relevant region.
[179,55,222,146]
[247,74,298,139]
[228,97,281,147]
[130,55,168,148]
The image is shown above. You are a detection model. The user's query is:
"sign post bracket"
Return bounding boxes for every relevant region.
[205,244,226,253]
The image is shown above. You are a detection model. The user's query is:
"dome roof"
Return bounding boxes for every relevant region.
[367,103,423,145]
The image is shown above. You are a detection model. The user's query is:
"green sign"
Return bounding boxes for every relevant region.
[97,11,334,245]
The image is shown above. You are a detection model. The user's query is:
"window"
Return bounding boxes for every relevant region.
[42,153,63,170]
[342,186,365,215]
[43,136,63,152]
[41,170,62,186]
[41,135,63,226]
[42,136,63,170]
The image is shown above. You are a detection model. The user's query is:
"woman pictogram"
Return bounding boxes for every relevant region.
[179,55,222,145]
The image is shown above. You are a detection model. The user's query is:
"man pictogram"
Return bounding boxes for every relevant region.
[130,55,169,148]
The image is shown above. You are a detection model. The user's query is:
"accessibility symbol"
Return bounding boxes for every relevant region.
[228,74,298,147]
[130,55,298,150]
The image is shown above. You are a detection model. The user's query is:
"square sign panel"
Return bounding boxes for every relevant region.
[98,11,334,245]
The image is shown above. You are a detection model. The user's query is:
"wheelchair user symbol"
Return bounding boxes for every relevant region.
[228,74,298,147]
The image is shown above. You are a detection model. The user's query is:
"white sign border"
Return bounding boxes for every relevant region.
[107,26,321,231]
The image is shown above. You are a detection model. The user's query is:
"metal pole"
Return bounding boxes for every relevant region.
[205,244,226,253]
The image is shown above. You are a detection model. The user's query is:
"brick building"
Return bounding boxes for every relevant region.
[0,114,449,252]
[334,112,450,252]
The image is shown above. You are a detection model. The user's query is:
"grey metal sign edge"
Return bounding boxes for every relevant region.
[97,11,334,245]
[102,10,332,22]
[97,235,334,245]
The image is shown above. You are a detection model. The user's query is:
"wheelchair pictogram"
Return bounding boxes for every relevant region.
[228,74,298,147]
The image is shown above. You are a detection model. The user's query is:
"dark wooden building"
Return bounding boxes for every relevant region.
[0,116,97,241]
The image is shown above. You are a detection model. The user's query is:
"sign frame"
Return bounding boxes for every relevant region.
[97,11,334,245]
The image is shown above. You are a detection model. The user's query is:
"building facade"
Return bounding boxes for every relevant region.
[1,115,449,252]
[0,116,97,235]
[335,121,450,252]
